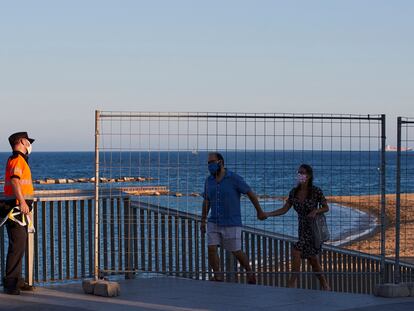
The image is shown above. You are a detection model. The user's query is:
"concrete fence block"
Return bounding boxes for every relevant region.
[93,280,121,297]
[374,283,410,298]
[405,282,414,297]
[82,280,97,294]
[82,279,120,297]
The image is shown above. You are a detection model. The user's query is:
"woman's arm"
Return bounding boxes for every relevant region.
[266,201,292,217]
[317,202,329,214]
[307,202,329,218]
[308,188,330,218]
[316,188,329,214]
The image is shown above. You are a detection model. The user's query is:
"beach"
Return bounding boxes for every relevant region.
[328,194,414,263]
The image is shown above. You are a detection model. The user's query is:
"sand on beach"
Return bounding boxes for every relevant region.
[327,193,414,264]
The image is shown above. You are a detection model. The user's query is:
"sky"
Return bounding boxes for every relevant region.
[0,0,413,151]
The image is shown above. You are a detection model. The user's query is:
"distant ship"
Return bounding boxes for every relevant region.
[385,145,413,152]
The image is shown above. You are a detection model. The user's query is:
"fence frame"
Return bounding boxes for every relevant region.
[94,111,389,285]
[0,111,398,293]
[395,116,414,283]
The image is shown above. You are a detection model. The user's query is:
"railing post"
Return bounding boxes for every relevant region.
[94,110,100,280]
[394,117,402,284]
[124,197,134,279]
[380,114,387,284]
[27,208,35,286]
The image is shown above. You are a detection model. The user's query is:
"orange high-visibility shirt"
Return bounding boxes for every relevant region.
[4,151,34,200]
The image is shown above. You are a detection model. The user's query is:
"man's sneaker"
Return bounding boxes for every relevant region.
[19,282,35,291]
[4,288,21,295]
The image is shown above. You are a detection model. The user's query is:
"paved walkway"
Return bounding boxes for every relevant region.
[1,277,414,311]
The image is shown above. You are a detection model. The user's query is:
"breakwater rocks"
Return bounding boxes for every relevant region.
[120,186,202,197]
[0,176,157,185]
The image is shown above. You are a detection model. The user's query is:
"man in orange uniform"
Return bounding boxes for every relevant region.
[2,132,35,295]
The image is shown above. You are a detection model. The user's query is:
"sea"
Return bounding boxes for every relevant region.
[1,151,413,245]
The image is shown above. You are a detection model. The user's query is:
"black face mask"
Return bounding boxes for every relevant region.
[208,161,221,175]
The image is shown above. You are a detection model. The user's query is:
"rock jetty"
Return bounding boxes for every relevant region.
[31,176,156,185]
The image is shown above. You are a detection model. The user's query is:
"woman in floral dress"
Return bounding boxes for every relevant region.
[265,164,330,290]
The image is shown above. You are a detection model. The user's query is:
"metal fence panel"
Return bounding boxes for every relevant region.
[2,112,414,294]
[94,111,392,293]
[395,117,414,283]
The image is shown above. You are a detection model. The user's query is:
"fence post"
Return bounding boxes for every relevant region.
[380,114,387,283]
[394,117,402,284]
[94,110,101,280]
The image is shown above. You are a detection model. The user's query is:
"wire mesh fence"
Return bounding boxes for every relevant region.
[395,117,414,283]
[94,111,395,292]
[3,112,414,293]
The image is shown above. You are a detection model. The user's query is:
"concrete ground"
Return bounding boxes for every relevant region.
[1,277,414,311]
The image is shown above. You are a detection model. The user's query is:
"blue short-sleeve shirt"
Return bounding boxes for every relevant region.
[203,170,251,226]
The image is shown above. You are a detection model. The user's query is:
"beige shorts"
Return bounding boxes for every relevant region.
[207,222,242,252]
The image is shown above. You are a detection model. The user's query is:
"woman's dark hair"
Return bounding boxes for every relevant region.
[294,163,314,198]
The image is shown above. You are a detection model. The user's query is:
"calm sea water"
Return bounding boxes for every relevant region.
[1,151,411,193]
[1,151,413,243]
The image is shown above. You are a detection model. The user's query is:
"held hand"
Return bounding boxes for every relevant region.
[257,211,267,221]
[20,201,30,215]
[307,209,318,219]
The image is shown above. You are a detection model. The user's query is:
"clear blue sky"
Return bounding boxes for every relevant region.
[0,0,413,151]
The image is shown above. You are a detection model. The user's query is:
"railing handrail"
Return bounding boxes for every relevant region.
[0,189,128,202]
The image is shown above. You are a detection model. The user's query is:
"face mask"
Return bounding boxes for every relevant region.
[208,162,220,176]
[26,142,32,155]
[297,173,307,184]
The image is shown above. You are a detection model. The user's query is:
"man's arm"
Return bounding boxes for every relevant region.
[246,191,266,220]
[200,198,210,234]
[11,178,30,214]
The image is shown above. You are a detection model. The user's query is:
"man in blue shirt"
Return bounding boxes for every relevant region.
[201,152,266,284]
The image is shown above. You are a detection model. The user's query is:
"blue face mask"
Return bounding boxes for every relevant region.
[208,162,220,175]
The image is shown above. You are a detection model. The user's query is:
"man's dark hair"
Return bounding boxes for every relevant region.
[209,152,225,164]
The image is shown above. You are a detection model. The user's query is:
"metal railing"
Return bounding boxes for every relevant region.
[2,189,413,294]
[109,197,413,294]
[1,190,97,284]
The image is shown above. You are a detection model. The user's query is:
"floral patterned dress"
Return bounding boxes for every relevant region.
[287,186,327,259]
